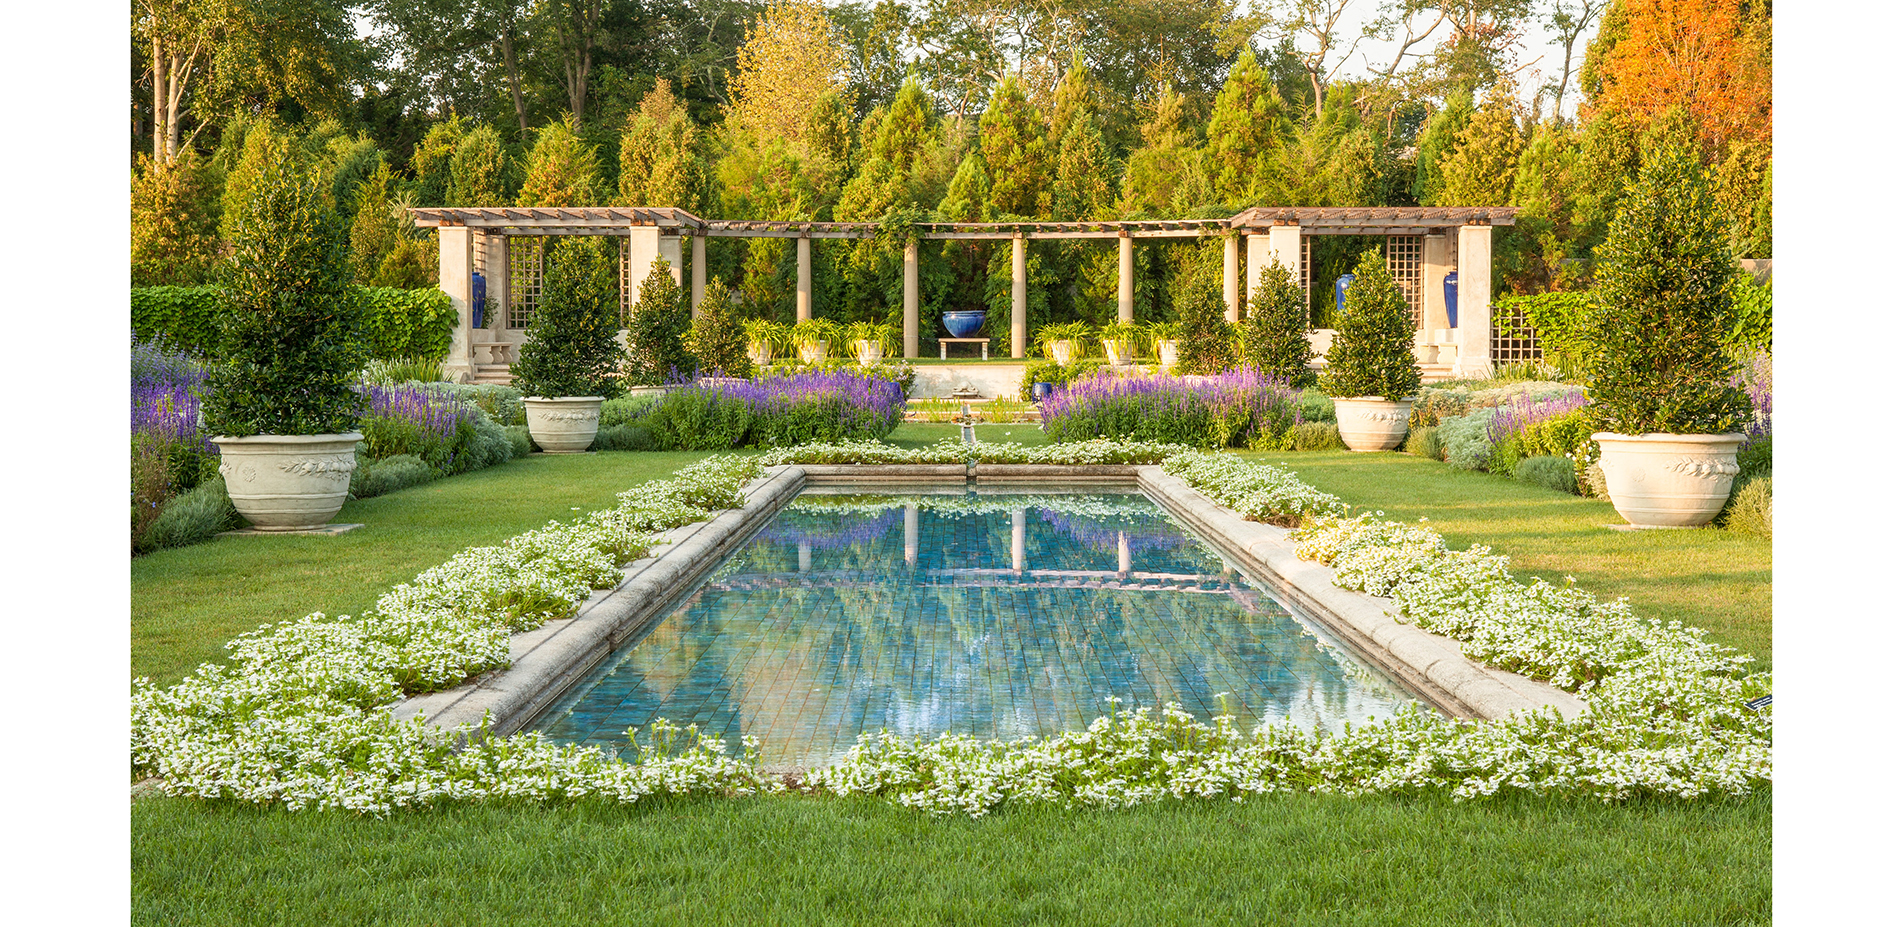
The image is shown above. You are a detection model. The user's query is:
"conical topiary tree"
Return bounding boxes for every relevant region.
[1242,261,1315,388]
[687,278,750,378]
[1173,275,1236,375]
[1322,249,1420,400]
[510,237,624,398]
[1584,116,1749,435]
[201,157,364,437]
[624,260,696,386]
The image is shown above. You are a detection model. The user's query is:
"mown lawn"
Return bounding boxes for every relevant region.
[130,433,1770,925]
[1243,449,1772,670]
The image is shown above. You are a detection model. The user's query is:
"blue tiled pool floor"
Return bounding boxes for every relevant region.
[531,490,1415,769]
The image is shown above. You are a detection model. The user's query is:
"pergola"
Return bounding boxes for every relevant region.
[413,205,1514,383]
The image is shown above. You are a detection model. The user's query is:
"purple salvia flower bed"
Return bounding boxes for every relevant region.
[1733,351,1772,440]
[680,369,907,442]
[1486,388,1588,444]
[1040,366,1299,447]
[761,509,903,549]
[365,384,481,441]
[1039,510,1190,555]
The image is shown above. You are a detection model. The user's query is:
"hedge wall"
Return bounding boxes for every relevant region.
[132,285,455,361]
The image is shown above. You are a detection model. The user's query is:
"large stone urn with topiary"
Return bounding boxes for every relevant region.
[1322,251,1422,451]
[512,238,627,453]
[202,157,366,531]
[1582,120,1751,528]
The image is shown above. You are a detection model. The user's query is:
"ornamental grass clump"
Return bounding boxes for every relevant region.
[511,238,625,399]
[200,158,365,437]
[1040,367,1300,448]
[1322,250,1420,401]
[1582,118,1749,437]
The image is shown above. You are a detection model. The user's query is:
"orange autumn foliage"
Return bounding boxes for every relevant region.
[1593,0,1771,151]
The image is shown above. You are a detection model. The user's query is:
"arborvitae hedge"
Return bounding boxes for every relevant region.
[132,286,454,361]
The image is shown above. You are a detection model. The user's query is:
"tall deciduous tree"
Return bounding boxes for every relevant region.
[1591,0,1770,152]
[726,0,852,141]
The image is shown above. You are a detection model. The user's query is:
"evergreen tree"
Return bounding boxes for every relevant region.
[220,120,300,243]
[1203,49,1290,207]
[1050,109,1115,222]
[1118,86,1197,215]
[409,116,467,207]
[623,260,696,386]
[516,119,601,207]
[1173,277,1236,376]
[836,76,932,221]
[1507,120,1582,292]
[131,152,223,287]
[349,163,401,284]
[1322,250,1421,400]
[1439,82,1525,206]
[511,237,624,399]
[618,81,705,212]
[978,77,1050,218]
[1412,91,1474,206]
[1570,112,1642,260]
[1584,114,1749,435]
[1242,262,1315,388]
[687,278,750,377]
[448,124,513,206]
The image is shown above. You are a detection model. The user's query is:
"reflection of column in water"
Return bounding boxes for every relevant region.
[904,505,918,565]
[1118,531,1132,575]
[1012,508,1026,573]
[798,541,810,573]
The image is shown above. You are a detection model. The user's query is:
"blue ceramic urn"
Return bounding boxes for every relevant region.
[942,310,986,338]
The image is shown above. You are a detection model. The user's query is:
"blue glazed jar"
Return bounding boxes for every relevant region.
[1334,274,1355,322]
[1031,381,1054,402]
[1442,271,1459,328]
[942,310,987,338]
[471,271,487,328]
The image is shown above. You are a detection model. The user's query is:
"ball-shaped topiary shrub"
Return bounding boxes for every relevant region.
[200,158,366,437]
[1321,250,1421,401]
[1582,114,1750,436]
[510,237,626,398]
[1242,262,1315,389]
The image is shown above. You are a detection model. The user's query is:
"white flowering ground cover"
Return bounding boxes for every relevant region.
[132,447,1769,818]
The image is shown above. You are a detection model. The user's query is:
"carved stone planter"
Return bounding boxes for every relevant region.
[523,396,604,453]
[1593,432,1746,527]
[211,433,363,531]
[854,341,884,365]
[1156,340,1180,369]
[1049,340,1077,366]
[1332,397,1414,452]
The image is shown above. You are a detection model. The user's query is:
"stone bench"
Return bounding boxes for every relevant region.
[939,337,991,360]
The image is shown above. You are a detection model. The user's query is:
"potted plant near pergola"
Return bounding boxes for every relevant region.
[202,157,367,531]
[1322,250,1421,451]
[512,237,625,452]
[1583,124,1751,527]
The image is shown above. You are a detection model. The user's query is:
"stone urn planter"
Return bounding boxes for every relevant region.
[1102,339,1135,366]
[1156,340,1180,369]
[797,341,829,365]
[212,433,364,531]
[1593,432,1746,527]
[747,342,775,368]
[1049,339,1077,366]
[523,396,604,453]
[1332,398,1414,452]
[854,340,884,365]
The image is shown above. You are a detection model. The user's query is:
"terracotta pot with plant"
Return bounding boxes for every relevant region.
[511,238,628,452]
[202,156,366,531]
[1321,250,1422,451]
[1582,119,1751,528]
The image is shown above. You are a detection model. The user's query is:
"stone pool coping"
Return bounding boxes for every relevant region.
[393,462,1580,739]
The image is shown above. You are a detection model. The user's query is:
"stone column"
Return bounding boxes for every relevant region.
[904,505,918,566]
[626,226,683,288]
[1117,532,1132,576]
[1011,233,1028,358]
[798,542,811,573]
[1455,224,1493,379]
[1246,225,1302,305]
[1422,232,1454,333]
[437,226,474,383]
[1012,509,1026,574]
[690,233,707,318]
[796,234,812,322]
[1223,234,1243,322]
[903,239,920,358]
[1117,233,1135,324]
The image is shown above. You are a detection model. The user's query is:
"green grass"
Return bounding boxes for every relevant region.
[131,452,718,686]
[133,792,1769,927]
[885,422,1051,447]
[1241,450,1772,670]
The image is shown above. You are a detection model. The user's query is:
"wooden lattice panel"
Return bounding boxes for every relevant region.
[506,238,541,329]
[1385,235,1423,327]
[1490,302,1543,362]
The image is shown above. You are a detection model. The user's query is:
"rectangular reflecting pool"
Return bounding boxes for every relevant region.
[529,487,1420,770]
